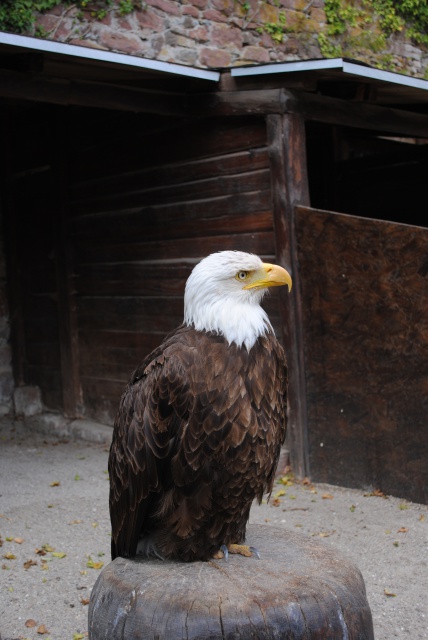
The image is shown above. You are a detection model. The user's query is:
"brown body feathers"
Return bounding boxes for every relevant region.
[109,325,288,562]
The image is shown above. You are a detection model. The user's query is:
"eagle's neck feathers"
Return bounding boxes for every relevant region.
[184,287,272,351]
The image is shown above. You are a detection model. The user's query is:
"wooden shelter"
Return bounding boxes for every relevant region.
[0,34,427,503]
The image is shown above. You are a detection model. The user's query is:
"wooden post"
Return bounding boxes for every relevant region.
[88,525,374,639]
[267,113,310,479]
[52,113,83,417]
[0,122,26,387]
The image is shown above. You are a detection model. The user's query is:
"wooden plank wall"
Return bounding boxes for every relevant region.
[2,108,63,410]
[295,205,428,504]
[68,113,279,424]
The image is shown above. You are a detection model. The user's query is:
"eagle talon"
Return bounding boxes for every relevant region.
[227,543,259,558]
[213,544,229,560]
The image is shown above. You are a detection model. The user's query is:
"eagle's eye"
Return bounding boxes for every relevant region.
[236,270,250,282]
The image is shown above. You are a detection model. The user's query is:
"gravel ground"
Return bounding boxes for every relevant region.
[0,416,427,640]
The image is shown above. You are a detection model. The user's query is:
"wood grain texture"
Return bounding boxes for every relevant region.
[296,206,428,504]
[89,524,374,640]
[69,115,279,424]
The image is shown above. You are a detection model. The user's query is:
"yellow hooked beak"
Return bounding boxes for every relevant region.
[243,263,292,292]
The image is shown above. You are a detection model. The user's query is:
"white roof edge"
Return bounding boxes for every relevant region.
[342,60,428,91]
[231,57,428,92]
[231,58,345,77]
[0,31,220,82]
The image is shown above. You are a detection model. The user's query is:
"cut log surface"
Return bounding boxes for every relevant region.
[88,524,374,640]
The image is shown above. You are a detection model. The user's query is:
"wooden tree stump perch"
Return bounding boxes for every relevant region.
[88,524,374,639]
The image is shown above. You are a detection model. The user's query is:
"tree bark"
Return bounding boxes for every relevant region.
[89,524,374,639]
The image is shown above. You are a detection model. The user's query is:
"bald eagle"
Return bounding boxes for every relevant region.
[109,251,291,562]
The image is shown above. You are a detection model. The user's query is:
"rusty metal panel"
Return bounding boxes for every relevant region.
[296,205,428,504]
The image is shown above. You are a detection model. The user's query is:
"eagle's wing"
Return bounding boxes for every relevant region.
[108,347,192,559]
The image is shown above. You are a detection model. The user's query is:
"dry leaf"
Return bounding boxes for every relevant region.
[322,493,333,500]
[318,530,335,537]
[50,481,60,487]
[14,537,24,544]
[87,556,104,570]
[35,548,47,556]
[80,596,90,605]
[25,619,37,628]
[384,588,396,597]
[41,544,55,552]
[364,489,387,498]
[397,527,408,533]
[3,552,16,560]
[274,489,286,498]
[37,623,49,634]
[23,559,37,570]
[52,551,66,558]
[69,519,83,525]
[271,498,281,507]
[419,514,426,522]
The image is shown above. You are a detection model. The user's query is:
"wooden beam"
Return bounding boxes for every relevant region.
[293,89,428,137]
[197,88,428,138]
[0,66,187,115]
[267,113,311,480]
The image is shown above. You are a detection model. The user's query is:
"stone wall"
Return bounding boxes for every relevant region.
[31,0,428,78]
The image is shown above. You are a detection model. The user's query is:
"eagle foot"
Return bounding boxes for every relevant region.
[213,543,260,560]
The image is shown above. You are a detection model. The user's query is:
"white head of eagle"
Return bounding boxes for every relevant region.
[184,251,292,350]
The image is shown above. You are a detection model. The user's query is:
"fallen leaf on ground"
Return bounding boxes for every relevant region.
[87,556,104,570]
[37,623,49,634]
[419,514,426,522]
[274,489,286,497]
[50,481,60,487]
[73,634,85,640]
[384,589,396,597]
[69,519,83,525]
[91,522,98,528]
[14,537,24,544]
[41,544,55,552]
[397,527,408,533]
[322,493,333,500]
[364,489,387,498]
[271,498,281,507]
[24,559,38,569]
[2,563,10,569]
[318,530,335,537]
[3,553,16,560]
[80,596,90,605]
[25,619,37,628]
[399,503,409,510]
[35,548,47,556]
[349,505,356,512]
[52,552,67,558]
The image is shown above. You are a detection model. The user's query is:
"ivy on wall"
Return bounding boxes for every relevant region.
[0,0,138,34]
[320,0,428,64]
